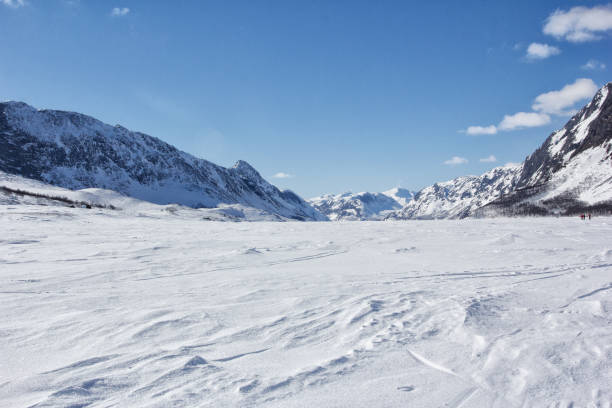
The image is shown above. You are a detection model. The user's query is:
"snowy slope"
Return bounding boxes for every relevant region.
[0,102,325,221]
[2,207,612,407]
[0,170,289,221]
[382,187,415,206]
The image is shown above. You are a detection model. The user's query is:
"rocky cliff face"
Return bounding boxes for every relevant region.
[0,101,325,220]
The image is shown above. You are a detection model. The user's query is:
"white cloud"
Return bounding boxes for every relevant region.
[466,125,498,135]
[479,155,497,163]
[582,59,607,70]
[532,78,598,115]
[111,7,130,16]
[272,172,293,179]
[525,43,561,60]
[543,5,612,42]
[443,156,468,166]
[465,78,600,134]
[1,0,25,8]
[498,112,551,131]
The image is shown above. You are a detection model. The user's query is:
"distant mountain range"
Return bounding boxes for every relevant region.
[312,82,612,220]
[1,83,611,221]
[0,101,325,221]
[309,188,414,221]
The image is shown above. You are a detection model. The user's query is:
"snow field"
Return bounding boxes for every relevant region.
[1,207,612,407]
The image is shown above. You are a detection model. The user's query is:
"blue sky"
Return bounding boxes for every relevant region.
[1,0,611,197]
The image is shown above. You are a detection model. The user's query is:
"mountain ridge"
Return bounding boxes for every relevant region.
[0,101,325,221]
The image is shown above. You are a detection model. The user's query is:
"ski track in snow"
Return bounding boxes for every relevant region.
[1,206,612,407]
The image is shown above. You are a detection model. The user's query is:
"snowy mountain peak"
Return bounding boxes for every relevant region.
[232,160,263,181]
[381,187,415,206]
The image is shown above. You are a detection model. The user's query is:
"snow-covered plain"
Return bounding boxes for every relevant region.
[2,207,612,407]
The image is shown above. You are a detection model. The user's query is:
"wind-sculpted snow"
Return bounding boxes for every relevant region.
[2,206,612,407]
[0,102,324,221]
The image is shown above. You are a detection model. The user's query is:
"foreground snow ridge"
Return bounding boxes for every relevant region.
[2,206,612,407]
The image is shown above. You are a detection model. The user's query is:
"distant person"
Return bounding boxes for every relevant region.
[588,213,592,220]
[580,213,585,220]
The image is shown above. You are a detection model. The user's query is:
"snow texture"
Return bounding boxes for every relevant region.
[1,206,612,407]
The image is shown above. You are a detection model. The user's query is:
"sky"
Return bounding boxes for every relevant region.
[1,0,611,198]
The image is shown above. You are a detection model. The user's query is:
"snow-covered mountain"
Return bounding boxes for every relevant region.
[479,82,612,216]
[311,166,522,221]
[0,101,325,221]
[308,191,404,221]
[387,164,522,219]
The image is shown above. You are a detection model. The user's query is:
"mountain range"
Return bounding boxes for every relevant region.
[1,82,611,221]
[311,82,612,220]
[308,188,414,221]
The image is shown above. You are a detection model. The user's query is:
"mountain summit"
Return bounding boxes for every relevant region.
[0,101,325,220]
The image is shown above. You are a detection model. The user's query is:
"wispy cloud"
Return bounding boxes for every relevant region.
[479,155,497,163]
[543,5,612,42]
[462,78,598,134]
[531,78,598,115]
[466,125,497,135]
[272,172,294,179]
[444,156,468,166]
[525,42,561,60]
[581,59,607,70]
[111,7,130,17]
[1,0,25,8]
